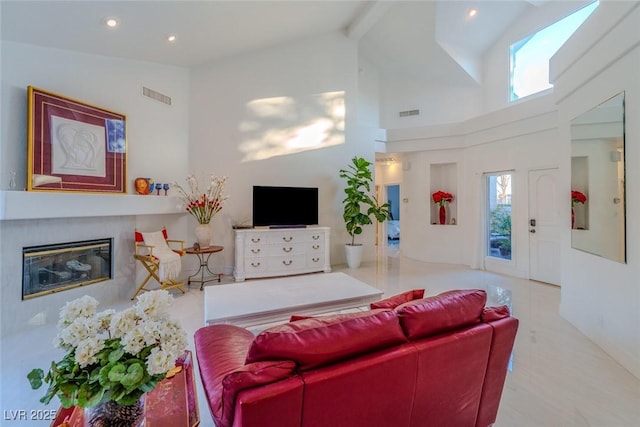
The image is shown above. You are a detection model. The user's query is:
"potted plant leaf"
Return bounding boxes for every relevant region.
[339,156,391,268]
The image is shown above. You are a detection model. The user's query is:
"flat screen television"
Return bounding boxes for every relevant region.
[253,186,318,227]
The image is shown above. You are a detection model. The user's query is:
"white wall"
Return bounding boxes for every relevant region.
[552,1,640,379]
[383,94,559,276]
[380,82,483,129]
[189,32,378,269]
[0,42,191,335]
[0,42,190,191]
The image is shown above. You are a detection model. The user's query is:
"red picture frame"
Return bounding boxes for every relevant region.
[27,86,127,193]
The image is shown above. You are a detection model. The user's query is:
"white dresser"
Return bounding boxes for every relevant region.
[233,227,331,281]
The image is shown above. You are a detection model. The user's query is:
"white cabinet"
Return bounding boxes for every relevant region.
[234,227,331,281]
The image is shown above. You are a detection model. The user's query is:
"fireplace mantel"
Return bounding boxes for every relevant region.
[0,191,184,220]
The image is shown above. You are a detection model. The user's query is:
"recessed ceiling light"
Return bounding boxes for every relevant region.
[167,34,177,43]
[104,17,119,28]
[468,8,478,18]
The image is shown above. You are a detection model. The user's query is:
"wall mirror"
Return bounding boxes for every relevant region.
[570,92,626,263]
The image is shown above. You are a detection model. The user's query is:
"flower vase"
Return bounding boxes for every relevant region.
[571,207,575,229]
[439,204,446,225]
[195,223,212,248]
[84,395,145,427]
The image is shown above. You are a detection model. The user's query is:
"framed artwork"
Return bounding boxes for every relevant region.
[27,86,127,193]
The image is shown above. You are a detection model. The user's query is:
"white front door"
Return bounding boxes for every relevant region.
[528,168,562,285]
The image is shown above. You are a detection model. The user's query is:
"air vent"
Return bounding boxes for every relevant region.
[142,86,171,106]
[399,109,419,117]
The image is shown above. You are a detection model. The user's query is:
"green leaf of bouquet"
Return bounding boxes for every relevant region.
[75,383,104,408]
[121,363,144,388]
[57,383,77,408]
[108,347,125,363]
[98,365,111,386]
[107,363,126,382]
[39,384,58,405]
[76,383,92,407]
[89,366,101,383]
[27,368,44,389]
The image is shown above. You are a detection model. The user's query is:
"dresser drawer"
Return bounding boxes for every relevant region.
[267,255,306,271]
[266,231,309,244]
[307,253,325,268]
[266,243,306,257]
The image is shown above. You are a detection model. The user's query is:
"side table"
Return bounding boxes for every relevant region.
[50,350,200,427]
[185,245,223,290]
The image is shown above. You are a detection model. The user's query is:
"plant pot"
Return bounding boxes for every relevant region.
[194,223,212,248]
[345,244,363,269]
[84,394,145,427]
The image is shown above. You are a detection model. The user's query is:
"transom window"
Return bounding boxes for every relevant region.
[509,1,599,101]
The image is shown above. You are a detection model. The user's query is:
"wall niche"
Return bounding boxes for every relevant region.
[430,163,457,225]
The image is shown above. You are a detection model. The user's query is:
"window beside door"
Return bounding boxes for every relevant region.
[487,173,512,260]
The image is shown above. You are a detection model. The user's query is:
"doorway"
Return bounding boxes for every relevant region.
[385,184,400,247]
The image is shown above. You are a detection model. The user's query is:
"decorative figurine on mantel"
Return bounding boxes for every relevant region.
[134,177,150,195]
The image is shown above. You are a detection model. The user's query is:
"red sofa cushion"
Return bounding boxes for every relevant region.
[370,289,425,309]
[246,309,407,370]
[396,289,487,339]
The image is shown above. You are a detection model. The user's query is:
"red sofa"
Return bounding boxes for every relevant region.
[194,289,518,427]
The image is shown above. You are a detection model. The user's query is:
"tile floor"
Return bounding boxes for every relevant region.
[1,248,639,426]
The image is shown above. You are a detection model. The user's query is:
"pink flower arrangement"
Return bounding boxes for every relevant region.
[571,190,587,207]
[432,190,454,207]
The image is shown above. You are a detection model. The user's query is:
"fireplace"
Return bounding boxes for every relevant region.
[22,238,113,299]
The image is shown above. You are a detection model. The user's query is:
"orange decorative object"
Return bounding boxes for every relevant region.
[134,177,150,195]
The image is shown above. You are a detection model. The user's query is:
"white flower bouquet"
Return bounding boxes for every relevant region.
[27,290,187,408]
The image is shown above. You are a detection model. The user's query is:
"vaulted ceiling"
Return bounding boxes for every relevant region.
[1,1,547,87]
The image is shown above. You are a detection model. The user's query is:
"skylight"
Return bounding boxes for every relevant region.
[509,1,599,101]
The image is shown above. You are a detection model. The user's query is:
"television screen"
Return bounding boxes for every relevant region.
[253,186,318,227]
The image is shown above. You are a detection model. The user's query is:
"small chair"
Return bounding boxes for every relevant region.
[133,228,186,300]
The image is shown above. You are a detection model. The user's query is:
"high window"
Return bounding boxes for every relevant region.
[509,1,599,101]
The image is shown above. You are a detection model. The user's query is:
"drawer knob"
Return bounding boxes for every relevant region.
[312,245,320,250]
[283,247,292,253]
[312,257,320,263]
[282,260,293,266]
[251,238,261,243]
[283,236,293,242]
[312,235,320,240]
[251,262,261,267]
[251,248,261,254]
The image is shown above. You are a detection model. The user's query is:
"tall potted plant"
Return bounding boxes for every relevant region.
[339,156,391,268]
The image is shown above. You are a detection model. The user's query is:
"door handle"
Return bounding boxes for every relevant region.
[530,219,536,227]
[530,229,536,233]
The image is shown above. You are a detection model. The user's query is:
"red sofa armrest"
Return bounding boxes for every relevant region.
[194,324,298,427]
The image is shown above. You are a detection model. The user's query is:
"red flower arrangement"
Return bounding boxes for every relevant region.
[571,190,587,207]
[432,190,454,207]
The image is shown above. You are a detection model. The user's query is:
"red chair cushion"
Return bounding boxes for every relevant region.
[135,228,168,242]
